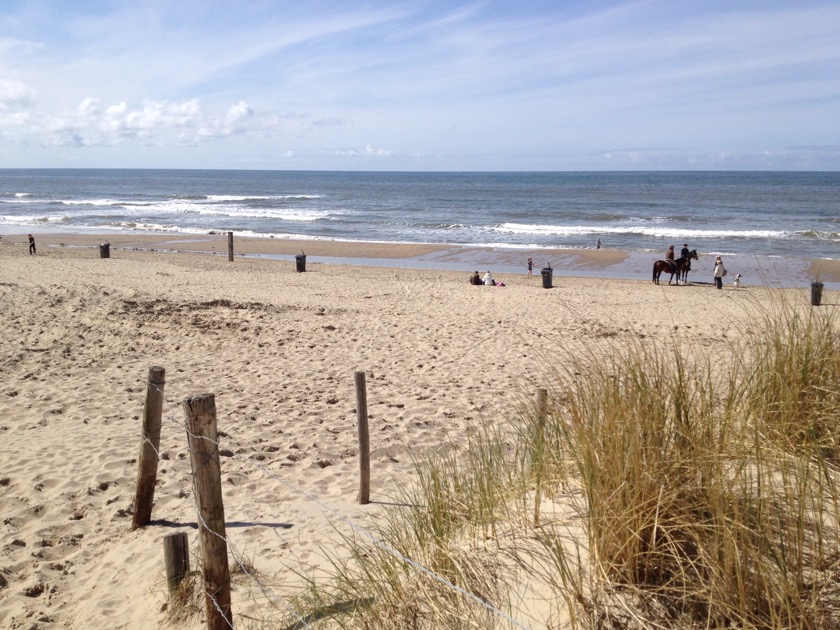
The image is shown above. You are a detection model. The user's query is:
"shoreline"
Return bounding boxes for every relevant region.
[2,230,839,289]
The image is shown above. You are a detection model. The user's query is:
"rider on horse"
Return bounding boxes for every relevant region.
[666,245,676,273]
[675,244,691,274]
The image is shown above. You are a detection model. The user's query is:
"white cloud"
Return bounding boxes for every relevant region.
[227,101,252,123]
[0,77,35,109]
[77,97,101,116]
[3,97,282,148]
[104,102,127,116]
[328,144,393,158]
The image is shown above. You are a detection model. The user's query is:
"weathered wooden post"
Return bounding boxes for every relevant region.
[227,232,234,262]
[183,394,233,629]
[163,531,191,593]
[131,366,166,531]
[355,371,370,505]
[533,387,548,528]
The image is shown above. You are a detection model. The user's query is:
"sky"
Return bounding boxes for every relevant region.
[1,1,839,171]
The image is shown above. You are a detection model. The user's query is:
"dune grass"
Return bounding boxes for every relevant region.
[276,300,840,629]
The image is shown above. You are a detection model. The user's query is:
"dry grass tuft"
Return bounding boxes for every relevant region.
[272,300,840,629]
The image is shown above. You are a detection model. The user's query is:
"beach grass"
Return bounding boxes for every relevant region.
[269,299,840,629]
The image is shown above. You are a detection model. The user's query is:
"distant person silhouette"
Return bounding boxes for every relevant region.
[28,234,36,255]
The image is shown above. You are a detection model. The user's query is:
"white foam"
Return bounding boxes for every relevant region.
[495,223,788,240]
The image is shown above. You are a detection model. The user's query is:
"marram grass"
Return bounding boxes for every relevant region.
[272,302,839,629]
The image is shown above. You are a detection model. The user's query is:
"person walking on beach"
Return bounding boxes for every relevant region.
[527,257,533,277]
[713,256,726,289]
[28,234,36,255]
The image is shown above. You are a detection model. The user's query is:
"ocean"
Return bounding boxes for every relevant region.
[2,169,838,285]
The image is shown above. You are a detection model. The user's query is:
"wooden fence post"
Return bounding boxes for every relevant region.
[131,366,166,531]
[534,387,548,528]
[183,394,233,630]
[227,232,234,262]
[355,371,370,505]
[163,532,191,593]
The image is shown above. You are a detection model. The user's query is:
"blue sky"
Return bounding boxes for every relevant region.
[1,1,838,170]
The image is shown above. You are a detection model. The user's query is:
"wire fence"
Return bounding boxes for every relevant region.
[136,372,531,630]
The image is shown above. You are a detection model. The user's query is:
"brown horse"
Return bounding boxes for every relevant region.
[678,252,697,284]
[653,249,698,285]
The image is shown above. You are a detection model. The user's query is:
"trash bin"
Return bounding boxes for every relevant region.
[541,266,553,289]
[295,254,306,272]
[99,242,110,259]
[811,282,824,306]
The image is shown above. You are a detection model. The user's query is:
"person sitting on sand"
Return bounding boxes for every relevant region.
[483,271,495,286]
[470,271,482,285]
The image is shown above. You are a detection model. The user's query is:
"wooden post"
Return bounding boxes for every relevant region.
[131,366,166,531]
[227,232,234,262]
[534,387,548,528]
[163,532,191,593]
[355,371,370,505]
[183,394,233,630]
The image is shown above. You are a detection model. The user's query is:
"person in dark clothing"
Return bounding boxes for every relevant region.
[28,234,36,255]
[665,245,675,272]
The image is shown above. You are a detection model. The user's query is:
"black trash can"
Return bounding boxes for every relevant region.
[99,242,110,259]
[541,266,553,289]
[295,254,306,272]
[811,282,824,306]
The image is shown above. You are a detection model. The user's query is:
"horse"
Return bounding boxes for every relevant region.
[652,250,698,285]
[678,250,698,284]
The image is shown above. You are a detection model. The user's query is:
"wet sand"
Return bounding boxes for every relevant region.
[5,231,839,288]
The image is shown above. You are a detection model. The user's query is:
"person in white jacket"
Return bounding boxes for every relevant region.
[483,271,495,286]
[713,257,726,290]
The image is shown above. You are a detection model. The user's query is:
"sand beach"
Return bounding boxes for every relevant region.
[0,234,834,628]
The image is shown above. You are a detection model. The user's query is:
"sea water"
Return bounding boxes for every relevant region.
[2,170,838,281]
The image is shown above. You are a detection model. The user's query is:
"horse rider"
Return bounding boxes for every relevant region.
[666,245,676,272]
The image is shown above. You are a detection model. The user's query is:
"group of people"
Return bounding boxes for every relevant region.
[472,244,732,290]
[666,243,729,289]
[665,243,693,264]
[470,270,498,286]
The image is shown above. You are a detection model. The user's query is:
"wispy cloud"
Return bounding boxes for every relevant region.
[1,1,838,169]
